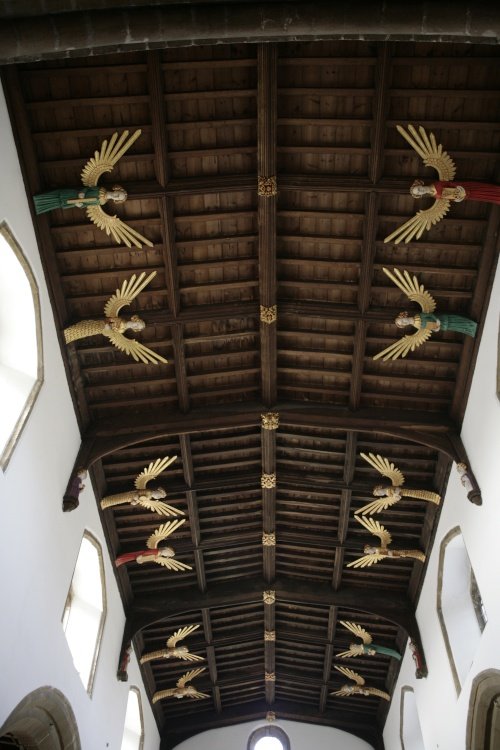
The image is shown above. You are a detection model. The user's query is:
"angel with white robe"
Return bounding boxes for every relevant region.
[34,129,152,248]
[347,515,425,568]
[64,270,168,365]
[140,624,204,665]
[152,668,209,703]
[331,666,390,701]
[373,267,476,362]
[384,124,500,244]
[101,456,182,516]
[357,452,440,514]
[115,519,191,572]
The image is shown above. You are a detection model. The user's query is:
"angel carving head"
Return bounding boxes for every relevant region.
[364,544,378,555]
[409,179,425,198]
[373,484,387,496]
[127,314,146,332]
[395,311,414,328]
[106,185,128,203]
[158,546,175,559]
[151,487,167,500]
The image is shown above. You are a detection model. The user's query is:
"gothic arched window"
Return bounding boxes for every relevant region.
[400,686,426,750]
[120,688,144,750]
[62,532,107,695]
[437,527,487,693]
[0,222,43,470]
[248,725,291,750]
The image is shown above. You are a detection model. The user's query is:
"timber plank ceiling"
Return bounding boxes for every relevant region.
[4,39,500,749]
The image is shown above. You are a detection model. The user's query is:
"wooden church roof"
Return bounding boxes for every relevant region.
[4,39,500,749]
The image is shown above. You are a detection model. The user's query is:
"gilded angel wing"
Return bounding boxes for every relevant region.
[339,621,372,645]
[367,687,391,701]
[356,515,392,547]
[104,330,169,365]
[360,452,405,487]
[396,124,456,182]
[356,495,401,515]
[138,498,183,516]
[154,557,192,572]
[346,552,386,569]
[334,665,365,686]
[187,690,210,699]
[152,688,176,703]
[384,124,456,244]
[85,205,153,248]
[336,644,366,658]
[81,130,143,187]
[382,268,436,313]
[372,328,433,362]
[146,519,186,549]
[177,667,206,688]
[167,624,201,649]
[104,271,157,318]
[135,456,177,489]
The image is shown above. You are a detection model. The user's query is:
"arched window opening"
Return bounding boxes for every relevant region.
[437,528,487,693]
[120,688,144,750]
[467,669,500,750]
[0,222,43,470]
[248,726,290,750]
[400,687,426,750]
[0,686,80,750]
[62,532,106,695]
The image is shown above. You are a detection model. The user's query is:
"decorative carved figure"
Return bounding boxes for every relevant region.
[140,624,203,665]
[101,456,182,516]
[258,176,278,197]
[336,620,402,661]
[263,590,276,604]
[34,130,153,248]
[260,305,277,324]
[374,267,476,361]
[384,124,500,244]
[261,412,279,430]
[63,468,88,512]
[331,666,390,701]
[117,643,132,682]
[261,473,276,489]
[266,711,276,722]
[64,271,168,365]
[357,452,440,514]
[152,668,209,703]
[457,462,474,494]
[347,515,425,568]
[409,638,428,679]
[115,519,191,571]
[262,533,276,546]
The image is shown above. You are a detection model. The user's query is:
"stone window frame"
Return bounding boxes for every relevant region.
[436,526,486,694]
[248,725,291,750]
[121,687,145,750]
[62,530,107,697]
[399,686,426,750]
[0,686,81,749]
[466,669,500,750]
[0,221,43,471]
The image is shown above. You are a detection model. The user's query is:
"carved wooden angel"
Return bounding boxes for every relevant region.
[101,456,182,516]
[64,270,168,365]
[374,267,477,361]
[140,624,204,665]
[384,124,500,244]
[347,515,425,568]
[34,130,152,248]
[115,519,191,571]
[152,668,209,703]
[357,452,440,514]
[331,666,390,701]
[336,621,401,661]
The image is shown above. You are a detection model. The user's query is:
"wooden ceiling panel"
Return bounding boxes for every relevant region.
[7,37,500,746]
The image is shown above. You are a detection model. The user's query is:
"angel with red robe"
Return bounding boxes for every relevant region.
[115,519,191,572]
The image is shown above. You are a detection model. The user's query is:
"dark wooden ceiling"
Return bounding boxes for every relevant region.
[4,39,500,750]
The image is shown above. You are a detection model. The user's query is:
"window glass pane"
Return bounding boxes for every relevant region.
[120,690,143,750]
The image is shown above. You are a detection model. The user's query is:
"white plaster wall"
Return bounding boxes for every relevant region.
[0,83,160,750]
[172,719,374,750]
[383,260,500,750]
